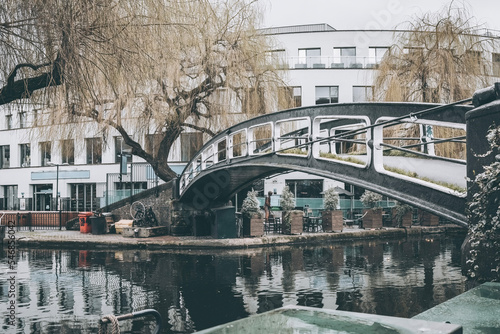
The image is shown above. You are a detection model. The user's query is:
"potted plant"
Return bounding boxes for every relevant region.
[360,190,383,229]
[241,190,264,237]
[321,187,343,232]
[392,202,413,228]
[281,185,303,234]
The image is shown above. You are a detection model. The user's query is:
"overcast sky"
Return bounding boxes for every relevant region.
[262,0,500,32]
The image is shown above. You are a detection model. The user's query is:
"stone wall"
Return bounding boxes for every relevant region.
[101,179,176,227]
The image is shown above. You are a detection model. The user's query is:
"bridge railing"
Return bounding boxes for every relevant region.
[179,102,471,198]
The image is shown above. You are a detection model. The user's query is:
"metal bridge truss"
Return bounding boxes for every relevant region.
[178,101,474,227]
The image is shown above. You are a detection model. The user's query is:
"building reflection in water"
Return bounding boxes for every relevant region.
[0,235,466,333]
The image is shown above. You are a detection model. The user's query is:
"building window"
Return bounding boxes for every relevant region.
[3,185,18,210]
[286,179,324,198]
[61,140,74,165]
[20,143,31,167]
[493,52,500,77]
[181,132,203,162]
[267,49,287,69]
[242,88,265,114]
[40,142,51,166]
[278,86,302,110]
[353,86,373,102]
[70,183,99,212]
[145,134,163,158]
[114,136,132,163]
[297,48,321,68]
[32,110,39,126]
[211,88,231,114]
[6,114,12,130]
[466,50,483,64]
[368,47,389,65]
[0,145,10,169]
[315,86,339,105]
[85,138,102,164]
[333,47,356,67]
[19,112,26,128]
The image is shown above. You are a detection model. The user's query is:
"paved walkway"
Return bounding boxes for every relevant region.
[3,225,465,250]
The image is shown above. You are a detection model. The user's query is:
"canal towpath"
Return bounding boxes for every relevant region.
[5,225,465,250]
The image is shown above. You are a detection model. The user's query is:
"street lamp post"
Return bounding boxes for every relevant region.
[48,162,67,230]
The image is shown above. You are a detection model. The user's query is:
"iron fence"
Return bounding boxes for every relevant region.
[0,211,79,230]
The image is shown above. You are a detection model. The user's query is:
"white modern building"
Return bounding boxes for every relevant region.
[1,23,499,212]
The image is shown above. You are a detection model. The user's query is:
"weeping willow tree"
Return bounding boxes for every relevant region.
[0,0,286,181]
[374,2,495,103]
[373,2,497,159]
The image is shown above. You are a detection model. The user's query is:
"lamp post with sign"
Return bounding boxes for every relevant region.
[47,162,68,230]
[119,148,133,202]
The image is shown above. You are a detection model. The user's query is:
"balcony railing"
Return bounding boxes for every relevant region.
[278,56,381,70]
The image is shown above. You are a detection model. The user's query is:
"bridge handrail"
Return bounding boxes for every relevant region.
[179,100,473,196]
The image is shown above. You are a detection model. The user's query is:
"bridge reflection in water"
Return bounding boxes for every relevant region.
[178,101,473,226]
[0,235,466,333]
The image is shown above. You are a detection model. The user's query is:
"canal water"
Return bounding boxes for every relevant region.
[1,234,466,333]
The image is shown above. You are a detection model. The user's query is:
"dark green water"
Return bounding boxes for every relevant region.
[0,235,466,333]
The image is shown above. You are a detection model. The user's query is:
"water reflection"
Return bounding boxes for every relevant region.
[0,235,466,333]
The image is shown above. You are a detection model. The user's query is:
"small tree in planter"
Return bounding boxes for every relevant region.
[322,187,343,232]
[360,190,383,229]
[241,190,264,237]
[392,201,413,228]
[281,185,302,234]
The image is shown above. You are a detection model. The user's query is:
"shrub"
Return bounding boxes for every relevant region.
[466,125,500,282]
[360,190,382,210]
[280,185,295,212]
[323,187,339,211]
[241,190,262,219]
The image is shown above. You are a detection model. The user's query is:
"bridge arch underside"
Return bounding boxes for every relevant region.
[179,154,467,227]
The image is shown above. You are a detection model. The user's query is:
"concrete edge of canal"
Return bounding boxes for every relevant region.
[5,225,466,250]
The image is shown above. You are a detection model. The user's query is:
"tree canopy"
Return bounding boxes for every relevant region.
[0,0,286,181]
[373,2,497,103]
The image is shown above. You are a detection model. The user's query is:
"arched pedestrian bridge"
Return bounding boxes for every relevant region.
[177,97,497,228]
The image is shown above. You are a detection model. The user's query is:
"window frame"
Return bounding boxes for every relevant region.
[315,86,339,105]
[20,143,31,167]
[180,132,203,162]
[40,141,52,166]
[0,145,10,169]
[85,137,102,165]
[352,86,374,102]
[61,139,75,165]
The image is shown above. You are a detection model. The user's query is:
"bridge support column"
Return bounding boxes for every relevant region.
[463,83,500,283]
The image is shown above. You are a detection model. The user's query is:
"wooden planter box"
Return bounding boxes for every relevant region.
[420,211,439,226]
[243,214,264,237]
[322,210,344,232]
[362,209,383,229]
[392,211,413,228]
[283,211,303,235]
